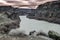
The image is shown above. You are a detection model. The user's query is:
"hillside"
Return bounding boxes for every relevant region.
[27,1,60,24]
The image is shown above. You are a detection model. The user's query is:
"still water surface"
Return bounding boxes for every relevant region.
[19,16,60,35]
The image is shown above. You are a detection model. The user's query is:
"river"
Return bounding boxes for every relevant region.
[19,16,60,35]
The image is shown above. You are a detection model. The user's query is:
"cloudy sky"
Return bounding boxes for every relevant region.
[0,0,57,9]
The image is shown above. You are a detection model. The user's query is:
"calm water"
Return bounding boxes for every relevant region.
[19,16,60,35]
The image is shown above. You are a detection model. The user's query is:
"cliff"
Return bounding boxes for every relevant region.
[35,1,60,24]
[27,1,60,24]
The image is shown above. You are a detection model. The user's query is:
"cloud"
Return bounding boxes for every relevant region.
[0,0,57,9]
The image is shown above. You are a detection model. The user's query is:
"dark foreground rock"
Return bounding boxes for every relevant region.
[48,31,60,40]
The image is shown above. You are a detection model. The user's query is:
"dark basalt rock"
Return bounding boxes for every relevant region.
[29,30,36,35]
[48,31,60,40]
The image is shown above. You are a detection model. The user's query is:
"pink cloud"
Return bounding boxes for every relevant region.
[0,0,57,9]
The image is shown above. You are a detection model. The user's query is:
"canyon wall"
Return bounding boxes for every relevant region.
[27,1,60,24]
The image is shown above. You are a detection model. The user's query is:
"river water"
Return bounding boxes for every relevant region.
[19,16,60,35]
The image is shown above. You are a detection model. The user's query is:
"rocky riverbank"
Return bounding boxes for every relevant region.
[27,1,60,24]
[0,11,20,34]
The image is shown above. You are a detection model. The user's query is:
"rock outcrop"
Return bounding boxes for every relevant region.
[27,1,60,24]
[35,1,60,24]
[0,11,20,34]
[48,30,60,40]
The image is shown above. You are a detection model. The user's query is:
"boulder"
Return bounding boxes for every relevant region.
[37,31,48,37]
[48,30,60,40]
[29,30,36,36]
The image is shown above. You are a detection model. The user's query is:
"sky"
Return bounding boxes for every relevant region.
[0,0,57,9]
